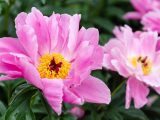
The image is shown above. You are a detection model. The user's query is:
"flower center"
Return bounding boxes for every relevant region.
[37,53,71,79]
[131,56,152,75]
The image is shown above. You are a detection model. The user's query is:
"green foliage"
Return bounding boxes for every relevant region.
[0,0,159,120]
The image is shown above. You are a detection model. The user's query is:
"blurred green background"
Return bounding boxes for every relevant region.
[0,0,159,120]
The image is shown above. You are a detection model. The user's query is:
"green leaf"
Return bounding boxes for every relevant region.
[0,100,6,116]
[92,17,114,33]
[108,0,129,5]
[106,108,124,120]
[41,0,46,4]
[119,107,149,120]
[99,34,112,45]
[4,84,37,120]
[106,7,125,18]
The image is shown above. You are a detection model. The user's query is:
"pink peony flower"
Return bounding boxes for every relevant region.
[141,11,160,33]
[70,106,85,118]
[103,25,160,108]
[0,7,111,115]
[123,0,160,20]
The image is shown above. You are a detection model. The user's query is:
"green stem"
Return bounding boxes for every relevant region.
[4,0,15,33]
[4,5,10,32]
[111,80,125,97]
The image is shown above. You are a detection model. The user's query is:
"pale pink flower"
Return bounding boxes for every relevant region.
[0,7,111,115]
[124,0,160,20]
[70,106,85,118]
[142,11,160,33]
[103,25,160,108]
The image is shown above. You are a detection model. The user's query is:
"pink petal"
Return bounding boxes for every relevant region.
[48,14,60,52]
[156,39,160,51]
[0,54,20,73]
[52,14,70,53]
[15,12,27,30]
[77,27,99,48]
[0,54,24,80]
[26,7,50,55]
[123,12,142,20]
[153,87,160,94]
[142,11,160,33]
[41,78,63,115]
[72,76,111,104]
[73,44,94,74]
[0,75,19,81]
[17,25,38,64]
[90,46,103,70]
[139,74,160,87]
[130,0,150,13]
[111,60,130,77]
[63,86,84,105]
[0,37,25,54]
[103,54,115,70]
[67,14,81,52]
[125,77,149,109]
[70,106,85,118]
[18,58,43,89]
[140,31,158,58]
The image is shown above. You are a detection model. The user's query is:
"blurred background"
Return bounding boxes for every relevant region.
[0,0,159,120]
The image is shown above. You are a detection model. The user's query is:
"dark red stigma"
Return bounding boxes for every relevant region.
[141,56,147,64]
[49,58,62,73]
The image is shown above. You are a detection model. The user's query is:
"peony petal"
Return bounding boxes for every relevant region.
[139,75,160,87]
[73,43,94,74]
[18,58,43,89]
[41,78,63,115]
[53,14,70,53]
[140,31,158,59]
[48,14,60,52]
[111,60,130,77]
[123,12,142,20]
[26,7,50,55]
[0,37,25,54]
[125,77,149,109]
[0,75,19,81]
[130,0,151,13]
[90,46,103,70]
[103,54,115,70]
[15,12,27,30]
[70,106,85,118]
[67,14,81,52]
[63,86,84,105]
[0,53,24,80]
[141,11,160,33]
[17,25,38,64]
[72,76,111,104]
[153,87,160,94]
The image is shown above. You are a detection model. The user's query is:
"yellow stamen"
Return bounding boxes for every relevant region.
[142,62,151,75]
[37,53,71,79]
[131,57,137,67]
[130,56,152,75]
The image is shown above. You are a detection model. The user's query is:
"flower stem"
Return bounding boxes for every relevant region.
[111,80,125,97]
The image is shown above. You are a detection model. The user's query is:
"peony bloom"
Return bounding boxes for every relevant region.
[103,25,160,108]
[123,0,160,20]
[69,106,85,118]
[0,7,111,115]
[141,11,160,33]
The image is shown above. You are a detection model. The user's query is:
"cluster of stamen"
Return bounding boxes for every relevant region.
[131,56,152,75]
[37,53,71,79]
